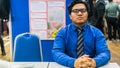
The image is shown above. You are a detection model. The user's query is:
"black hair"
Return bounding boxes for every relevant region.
[68,0,90,15]
[108,0,113,2]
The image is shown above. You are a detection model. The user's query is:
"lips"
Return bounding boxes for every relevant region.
[77,17,83,20]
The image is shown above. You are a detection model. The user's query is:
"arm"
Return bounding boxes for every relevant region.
[93,29,111,67]
[52,29,75,67]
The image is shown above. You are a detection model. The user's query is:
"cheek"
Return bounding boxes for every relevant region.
[70,15,76,20]
[84,13,88,20]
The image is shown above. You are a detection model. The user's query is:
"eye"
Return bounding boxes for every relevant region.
[72,9,79,13]
[80,9,87,13]
[72,9,87,14]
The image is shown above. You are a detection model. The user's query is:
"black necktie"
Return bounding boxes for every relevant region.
[77,28,84,58]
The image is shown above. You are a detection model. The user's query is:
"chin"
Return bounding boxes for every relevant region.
[77,21,85,24]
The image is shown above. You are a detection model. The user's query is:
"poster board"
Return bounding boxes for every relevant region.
[29,0,66,40]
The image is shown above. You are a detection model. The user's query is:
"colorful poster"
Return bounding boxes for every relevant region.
[29,0,65,39]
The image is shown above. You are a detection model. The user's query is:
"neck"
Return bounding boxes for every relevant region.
[74,23,85,28]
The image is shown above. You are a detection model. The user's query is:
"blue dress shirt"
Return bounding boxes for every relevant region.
[52,22,110,67]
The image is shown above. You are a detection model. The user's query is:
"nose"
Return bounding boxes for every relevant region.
[78,11,82,15]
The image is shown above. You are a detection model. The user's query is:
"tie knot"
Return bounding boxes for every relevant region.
[77,28,82,33]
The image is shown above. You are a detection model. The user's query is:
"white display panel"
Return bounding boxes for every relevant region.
[29,0,66,40]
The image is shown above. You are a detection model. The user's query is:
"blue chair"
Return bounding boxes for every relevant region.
[13,32,43,62]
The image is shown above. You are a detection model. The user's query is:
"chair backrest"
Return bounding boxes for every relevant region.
[13,32,43,62]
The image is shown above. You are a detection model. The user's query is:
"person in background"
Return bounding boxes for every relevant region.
[118,5,120,41]
[0,0,9,56]
[0,18,6,56]
[0,0,10,35]
[105,0,119,42]
[0,36,6,56]
[90,0,105,33]
[52,0,110,68]
[86,0,93,18]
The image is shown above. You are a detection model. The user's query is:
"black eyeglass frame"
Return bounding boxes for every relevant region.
[71,9,87,14]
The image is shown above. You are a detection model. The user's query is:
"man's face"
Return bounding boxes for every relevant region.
[70,3,88,27]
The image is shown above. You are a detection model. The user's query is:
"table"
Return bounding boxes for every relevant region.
[49,62,120,68]
[0,60,120,68]
[99,63,120,68]
[9,62,120,68]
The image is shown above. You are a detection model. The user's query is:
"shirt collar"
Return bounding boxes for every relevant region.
[71,22,88,32]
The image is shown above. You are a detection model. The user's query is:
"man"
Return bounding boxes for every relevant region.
[0,36,6,56]
[86,0,93,18]
[105,0,119,42]
[0,0,9,56]
[118,5,120,41]
[52,0,110,68]
[0,0,10,35]
[90,0,105,33]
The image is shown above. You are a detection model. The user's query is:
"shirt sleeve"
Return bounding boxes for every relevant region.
[93,29,111,67]
[52,28,76,67]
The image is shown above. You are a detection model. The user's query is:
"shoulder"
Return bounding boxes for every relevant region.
[98,1,105,5]
[96,1,105,6]
[59,24,71,31]
[90,25,102,33]
[57,24,72,36]
[86,23,98,30]
[112,2,119,6]
[105,3,109,7]
[87,24,104,36]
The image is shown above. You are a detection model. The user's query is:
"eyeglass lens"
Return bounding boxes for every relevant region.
[72,9,87,13]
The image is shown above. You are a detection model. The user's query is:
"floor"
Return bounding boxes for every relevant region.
[107,40,120,66]
[0,35,10,61]
[0,35,120,66]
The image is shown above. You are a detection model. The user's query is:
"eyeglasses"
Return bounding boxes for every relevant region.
[71,9,87,14]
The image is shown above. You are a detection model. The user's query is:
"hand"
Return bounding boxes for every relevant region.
[74,55,96,68]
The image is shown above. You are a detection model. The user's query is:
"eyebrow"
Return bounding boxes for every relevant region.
[72,8,86,10]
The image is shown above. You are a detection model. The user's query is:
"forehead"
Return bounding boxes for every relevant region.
[72,3,86,9]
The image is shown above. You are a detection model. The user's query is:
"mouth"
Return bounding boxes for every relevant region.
[77,17,83,20]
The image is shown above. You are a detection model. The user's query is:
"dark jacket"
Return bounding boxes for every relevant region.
[91,0,105,26]
[0,0,10,20]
